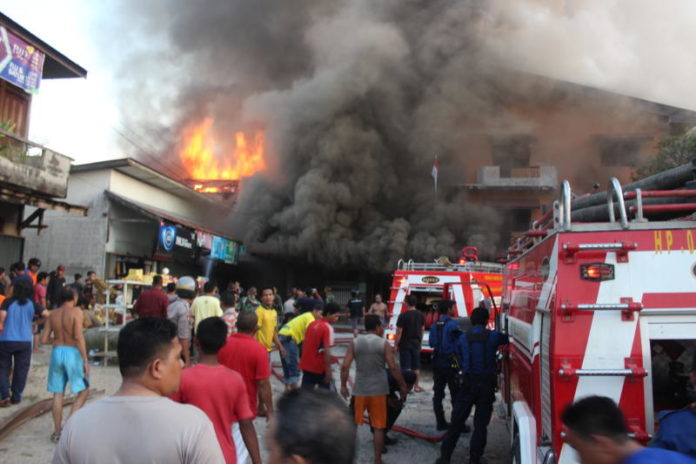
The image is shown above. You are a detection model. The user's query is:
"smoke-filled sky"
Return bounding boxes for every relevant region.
[6,0,696,269]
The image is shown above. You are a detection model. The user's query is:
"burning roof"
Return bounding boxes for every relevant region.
[178,118,266,192]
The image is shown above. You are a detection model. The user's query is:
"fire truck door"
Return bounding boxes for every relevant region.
[446,283,469,317]
[640,316,696,435]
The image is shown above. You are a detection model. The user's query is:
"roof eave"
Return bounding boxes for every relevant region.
[72,158,219,204]
[0,13,87,79]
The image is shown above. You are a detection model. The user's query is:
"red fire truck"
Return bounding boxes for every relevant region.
[501,168,696,464]
[385,247,503,352]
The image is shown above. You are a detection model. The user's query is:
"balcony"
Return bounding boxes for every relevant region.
[469,165,558,190]
[0,128,72,198]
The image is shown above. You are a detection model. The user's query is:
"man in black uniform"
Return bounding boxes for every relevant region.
[436,306,508,464]
[46,265,66,309]
[429,300,461,431]
[346,290,365,338]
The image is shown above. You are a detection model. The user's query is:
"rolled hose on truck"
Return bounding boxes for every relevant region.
[269,362,447,442]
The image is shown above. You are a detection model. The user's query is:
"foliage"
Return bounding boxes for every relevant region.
[0,119,25,162]
[635,128,696,179]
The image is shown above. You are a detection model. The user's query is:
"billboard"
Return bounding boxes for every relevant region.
[0,26,45,93]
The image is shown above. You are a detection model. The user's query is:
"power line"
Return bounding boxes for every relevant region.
[111,126,190,181]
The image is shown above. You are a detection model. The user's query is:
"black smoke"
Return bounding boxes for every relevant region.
[103,0,506,271]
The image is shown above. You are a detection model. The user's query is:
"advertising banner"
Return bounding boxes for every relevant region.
[157,223,196,262]
[0,26,45,93]
[196,231,213,250]
[211,236,238,264]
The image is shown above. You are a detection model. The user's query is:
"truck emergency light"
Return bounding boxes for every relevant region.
[580,263,615,281]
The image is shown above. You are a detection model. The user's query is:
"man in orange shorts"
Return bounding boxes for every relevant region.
[341,315,408,464]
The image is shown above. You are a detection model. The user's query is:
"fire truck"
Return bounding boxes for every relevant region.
[501,164,696,464]
[385,247,503,352]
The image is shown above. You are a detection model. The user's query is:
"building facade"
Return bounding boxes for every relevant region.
[0,14,87,267]
[23,158,241,280]
[444,75,696,246]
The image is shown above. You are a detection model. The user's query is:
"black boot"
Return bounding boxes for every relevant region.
[434,403,449,430]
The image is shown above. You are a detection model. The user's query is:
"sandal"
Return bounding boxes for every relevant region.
[50,432,61,443]
[0,398,10,408]
[413,386,425,393]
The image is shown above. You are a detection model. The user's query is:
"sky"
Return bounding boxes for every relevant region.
[1,0,123,163]
[5,0,696,166]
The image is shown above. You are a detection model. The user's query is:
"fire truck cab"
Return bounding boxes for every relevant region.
[385,247,503,352]
[501,173,696,464]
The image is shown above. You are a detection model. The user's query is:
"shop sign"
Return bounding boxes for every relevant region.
[157,223,196,262]
[196,231,213,250]
[211,236,239,264]
[0,26,46,93]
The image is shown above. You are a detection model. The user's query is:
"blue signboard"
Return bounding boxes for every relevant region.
[159,225,177,252]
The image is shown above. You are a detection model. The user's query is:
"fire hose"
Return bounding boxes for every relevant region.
[270,361,446,442]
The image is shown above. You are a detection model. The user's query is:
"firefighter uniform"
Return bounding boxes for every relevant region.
[429,314,461,430]
[438,325,509,464]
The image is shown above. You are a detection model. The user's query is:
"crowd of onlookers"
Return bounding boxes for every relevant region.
[1,260,695,463]
[0,259,107,411]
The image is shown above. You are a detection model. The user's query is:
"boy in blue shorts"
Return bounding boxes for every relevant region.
[42,287,89,442]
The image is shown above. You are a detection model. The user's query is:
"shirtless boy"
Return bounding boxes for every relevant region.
[368,294,388,327]
[42,287,90,442]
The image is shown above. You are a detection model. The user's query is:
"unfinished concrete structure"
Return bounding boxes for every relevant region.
[0,13,87,266]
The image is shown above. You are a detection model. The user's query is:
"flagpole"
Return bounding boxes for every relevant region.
[432,155,439,201]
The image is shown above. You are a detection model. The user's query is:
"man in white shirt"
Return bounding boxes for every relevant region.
[52,318,224,464]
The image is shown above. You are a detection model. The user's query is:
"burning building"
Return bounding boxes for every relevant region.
[99,0,696,272]
[177,118,266,201]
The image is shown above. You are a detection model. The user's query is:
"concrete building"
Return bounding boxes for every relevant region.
[0,14,87,267]
[444,75,696,245]
[23,158,241,280]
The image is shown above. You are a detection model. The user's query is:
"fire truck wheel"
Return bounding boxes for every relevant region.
[510,433,521,464]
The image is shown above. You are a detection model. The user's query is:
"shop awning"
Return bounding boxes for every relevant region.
[105,191,236,242]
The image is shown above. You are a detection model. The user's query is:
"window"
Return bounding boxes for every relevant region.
[490,135,535,177]
[597,135,650,167]
[502,208,533,234]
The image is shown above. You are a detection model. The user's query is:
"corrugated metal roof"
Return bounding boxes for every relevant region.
[105,191,237,242]
[73,158,219,205]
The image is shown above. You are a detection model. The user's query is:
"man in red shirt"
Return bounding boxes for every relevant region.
[132,275,169,319]
[32,272,48,353]
[172,317,261,464]
[218,311,273,420]
[299,303,342,389]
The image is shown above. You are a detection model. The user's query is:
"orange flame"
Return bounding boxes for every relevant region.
[179,118,266,181]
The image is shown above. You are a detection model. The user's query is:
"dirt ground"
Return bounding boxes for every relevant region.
[0,336,511,464]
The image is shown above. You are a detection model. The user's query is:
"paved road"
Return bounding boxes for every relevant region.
[327,335,512,464]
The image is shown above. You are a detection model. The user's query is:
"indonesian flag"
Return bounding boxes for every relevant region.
[432,157,439,191]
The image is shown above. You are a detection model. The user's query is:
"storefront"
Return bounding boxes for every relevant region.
[106,192,240,281]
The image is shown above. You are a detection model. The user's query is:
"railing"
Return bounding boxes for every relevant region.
[475,165,557,189]
[396,259,503,273]
[0,128,73,198]
[506,170,696,259]
[510,166,541,178]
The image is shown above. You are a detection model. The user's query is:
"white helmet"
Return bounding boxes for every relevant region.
[176,276,196,292]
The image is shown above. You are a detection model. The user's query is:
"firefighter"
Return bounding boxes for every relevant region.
[649,354,696,458]
[562,396,696,464]
[436,306,508,464]
[429,299,461,431]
